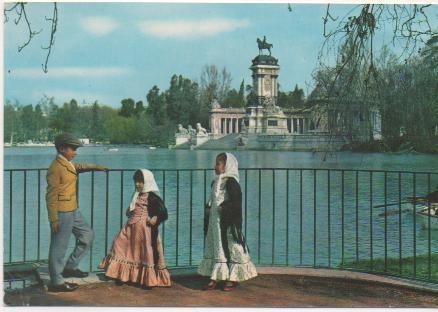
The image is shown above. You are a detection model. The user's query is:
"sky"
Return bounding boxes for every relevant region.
[3,2,438,108]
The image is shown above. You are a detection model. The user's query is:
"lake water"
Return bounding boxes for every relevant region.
[3,147,438,276]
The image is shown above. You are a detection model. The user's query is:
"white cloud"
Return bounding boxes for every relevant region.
[138,18,250,39]
[9,67,131,79]
[80,17,119,36]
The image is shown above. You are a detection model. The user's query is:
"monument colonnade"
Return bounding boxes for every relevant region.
[210,112,312,135]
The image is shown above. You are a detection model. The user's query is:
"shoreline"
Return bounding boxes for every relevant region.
[3,143,438,155]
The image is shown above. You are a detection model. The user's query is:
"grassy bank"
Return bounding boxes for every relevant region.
[341,254,438,282]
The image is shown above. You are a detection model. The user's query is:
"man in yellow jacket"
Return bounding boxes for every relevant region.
[46,133,107,292]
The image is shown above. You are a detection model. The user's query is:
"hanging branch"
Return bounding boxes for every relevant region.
[41,2,58,73]
[4,2,58,73]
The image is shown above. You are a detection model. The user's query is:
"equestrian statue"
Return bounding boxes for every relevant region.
[257,36,273,56]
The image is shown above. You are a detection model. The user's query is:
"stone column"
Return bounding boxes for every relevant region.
[297,118,301,134]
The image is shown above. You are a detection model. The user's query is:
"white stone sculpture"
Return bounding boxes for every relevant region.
[196,123,208,136]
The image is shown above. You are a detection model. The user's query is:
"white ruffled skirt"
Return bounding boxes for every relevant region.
[197,204,257,282]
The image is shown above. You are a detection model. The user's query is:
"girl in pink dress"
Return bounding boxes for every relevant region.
[99,169,171,288]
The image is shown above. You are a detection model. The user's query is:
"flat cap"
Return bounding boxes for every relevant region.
[54,133,83,148]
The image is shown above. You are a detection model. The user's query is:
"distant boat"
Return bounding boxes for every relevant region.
[416,204,438,230]
[108,148,119,152]
[149,146,157,150]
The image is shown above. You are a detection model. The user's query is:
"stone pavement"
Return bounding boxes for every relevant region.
[4,271,438,307]
[35,264,438,293]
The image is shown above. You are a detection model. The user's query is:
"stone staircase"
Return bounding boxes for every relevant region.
[194,133,240,150]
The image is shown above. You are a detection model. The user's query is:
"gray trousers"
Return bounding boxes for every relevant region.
[48,210,94,285]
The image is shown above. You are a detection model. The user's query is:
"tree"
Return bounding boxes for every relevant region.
[146,86,167,125]
[199,65,232,121]
[119,98,136,117]
[307,4,437,148]
[134,101,145,116]
[104,114,136,144]
[165,75,200,126]
[277,84,305,109]
[224,79,245,108]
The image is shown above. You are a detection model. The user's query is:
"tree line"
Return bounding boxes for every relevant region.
[4,64,305,147]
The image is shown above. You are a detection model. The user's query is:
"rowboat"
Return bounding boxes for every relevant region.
[415,204,438,230]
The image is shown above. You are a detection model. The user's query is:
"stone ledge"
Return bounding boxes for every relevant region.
[36,263,438,293]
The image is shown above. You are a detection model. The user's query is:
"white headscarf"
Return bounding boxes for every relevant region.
[214,153,240,198]
[129,169,160,211]
[222,152,239,182]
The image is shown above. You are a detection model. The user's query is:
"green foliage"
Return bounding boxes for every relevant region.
[146,86,167,124]
[165,74,200,126]
[119,98,136,117]
[277,84,305,109]
[310,39,437,152]
[223,79,245,108]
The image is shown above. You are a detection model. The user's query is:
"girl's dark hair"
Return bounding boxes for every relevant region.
[216,153,227,164]
[133,170,144,182]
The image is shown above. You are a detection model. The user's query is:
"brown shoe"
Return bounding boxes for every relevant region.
[202,280,217,290]
[223,281,237,291]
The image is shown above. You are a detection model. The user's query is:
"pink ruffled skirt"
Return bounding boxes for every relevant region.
[98,219,171,287]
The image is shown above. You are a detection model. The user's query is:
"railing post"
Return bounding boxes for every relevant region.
[272,169,275,265]
[189,170,193,266]
[327,170,331,268]
[286,169,289,266]
[244,170,248,239]
[413,173,417,278]
[104,171,109,257]
[120,171,124,229]
[203,169,207,250]
[37,170,41,261]
[258,169,261,264]
[90,171,95,272]
[300,169,303,265]
[384,171,387,273]
[176,170,179,267]
[313,169,316,268]
[427,173,431,280]
[369,171,373,271]
[398,172,402,275]
[9,171,13,263]
[341,170,345,267]
[355,171,359,263]
[23,170,27,261]
[162,171,166,249]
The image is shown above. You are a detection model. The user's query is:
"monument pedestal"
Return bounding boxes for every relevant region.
[191,134,209,147]
[175,134,190,146]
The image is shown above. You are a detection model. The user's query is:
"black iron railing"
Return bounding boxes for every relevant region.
[3,168,438,284]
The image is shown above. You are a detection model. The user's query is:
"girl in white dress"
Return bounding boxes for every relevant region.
[198,153,257,291]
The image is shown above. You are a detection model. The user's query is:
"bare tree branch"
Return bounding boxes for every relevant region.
[4,2,58,73]
[41,3,58,73]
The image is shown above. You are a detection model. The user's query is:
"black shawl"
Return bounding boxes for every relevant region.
[147,192,168,225]
[147,192,167,265]
[204,177,248,258]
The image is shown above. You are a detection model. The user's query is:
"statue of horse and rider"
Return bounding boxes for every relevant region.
[257,36,273,56]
